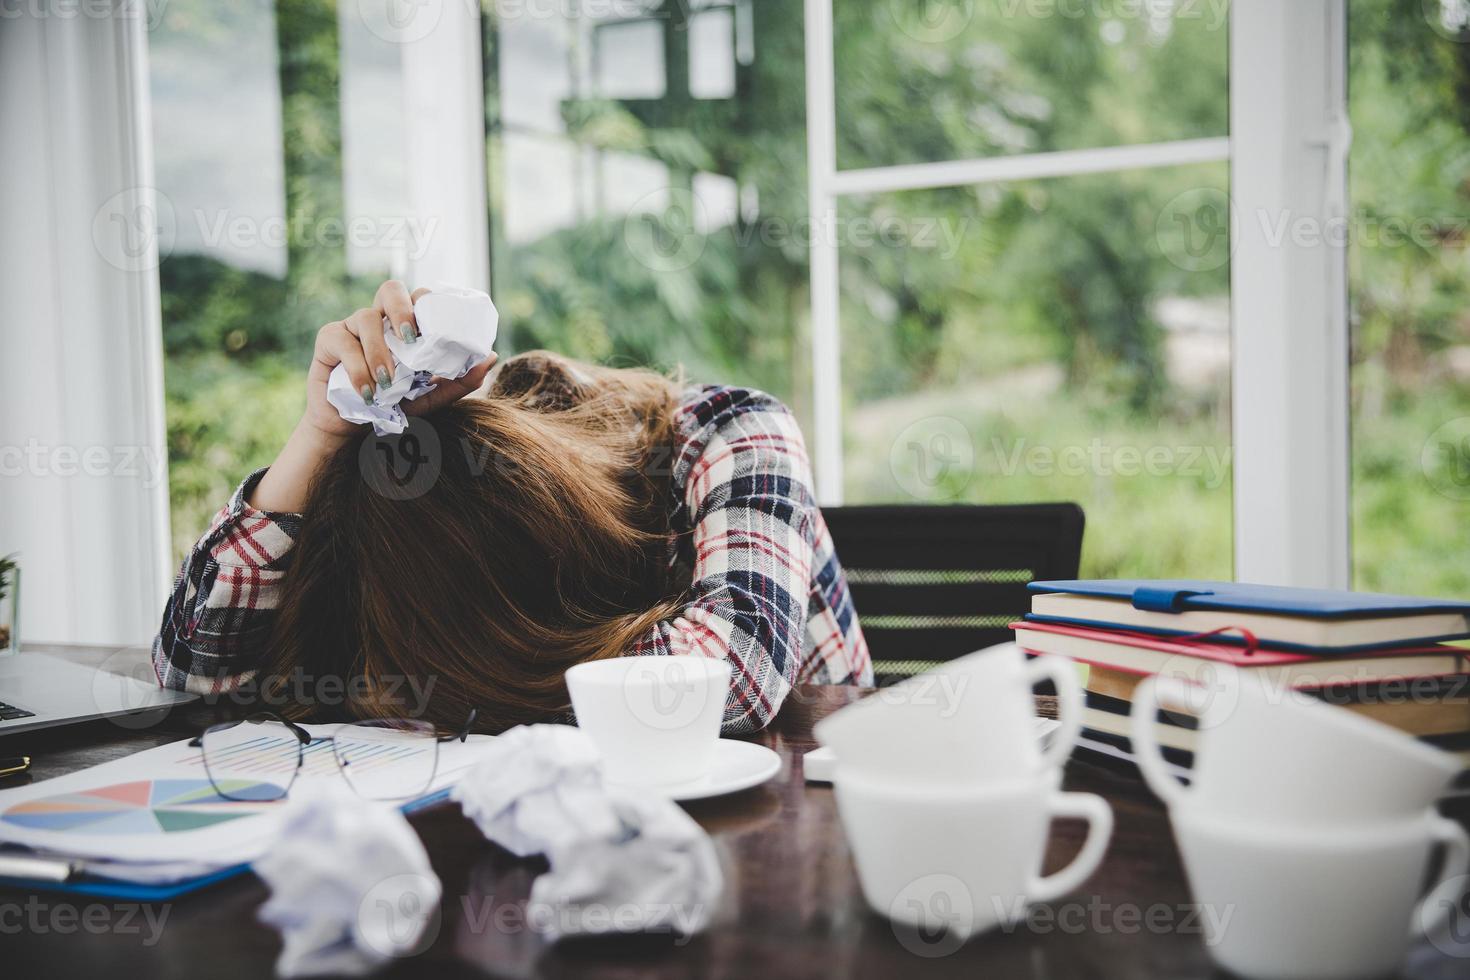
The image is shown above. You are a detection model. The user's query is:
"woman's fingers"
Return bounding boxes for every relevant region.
[404,355,497,415]
[345,307,395,390]
[375,279,418,344]
[324,281,484,416]
[314,321,375,404]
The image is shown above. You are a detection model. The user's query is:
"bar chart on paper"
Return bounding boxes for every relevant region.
[179,732,435,777]
[0,779,282,835]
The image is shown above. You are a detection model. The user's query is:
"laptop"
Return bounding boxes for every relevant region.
[0,648,196,735]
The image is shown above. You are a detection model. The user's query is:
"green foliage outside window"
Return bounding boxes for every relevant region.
[152,0,1470,596]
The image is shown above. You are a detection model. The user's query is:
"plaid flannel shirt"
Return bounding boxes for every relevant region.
[153,385,871,733]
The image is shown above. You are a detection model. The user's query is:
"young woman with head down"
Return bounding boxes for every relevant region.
[153,280,871,735]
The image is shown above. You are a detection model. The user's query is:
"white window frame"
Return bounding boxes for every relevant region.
[804,0,1350,589]
[400,2,492,292]
[1229,0,1350,589]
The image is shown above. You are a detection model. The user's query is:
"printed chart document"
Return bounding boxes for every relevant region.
[0,725,497,878]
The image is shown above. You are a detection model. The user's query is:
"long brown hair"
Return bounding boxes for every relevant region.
[261,351,689,733]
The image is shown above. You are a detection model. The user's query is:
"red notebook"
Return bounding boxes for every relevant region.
[1011,620,1470,689]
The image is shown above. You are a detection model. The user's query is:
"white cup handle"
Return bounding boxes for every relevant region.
[1411,816,1470,939]
[1129,675,1199,808]
[1025,655,1083,772]
[1026,791,1114,904]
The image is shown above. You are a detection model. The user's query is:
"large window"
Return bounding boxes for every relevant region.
[483,0,809,423]
[147,0,1463,595]
[822,2,1232,578]
[151,0,1231,577]
[483,0,1232,577]
[838,165,1232,578]
[833,1,1229,167]
[1348,0,1470,597]
[150,0,422,551]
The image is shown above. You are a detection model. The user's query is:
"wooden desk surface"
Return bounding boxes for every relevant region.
[4,647,1469,979]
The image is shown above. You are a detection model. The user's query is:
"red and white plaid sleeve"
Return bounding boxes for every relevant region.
[152,469,301,694]
[629,387,818,734]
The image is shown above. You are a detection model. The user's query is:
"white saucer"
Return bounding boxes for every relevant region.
[609,739,782,802]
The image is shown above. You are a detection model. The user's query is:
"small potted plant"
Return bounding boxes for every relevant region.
[0,554,17,654]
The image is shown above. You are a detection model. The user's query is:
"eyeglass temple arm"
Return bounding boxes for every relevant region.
[282,718,313,745]
[439,708,477,743]
[188,713,314,748]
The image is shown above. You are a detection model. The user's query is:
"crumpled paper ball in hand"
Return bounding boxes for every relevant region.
[326,283,498,436]
[451,724,722,941]
[255,783,443,978]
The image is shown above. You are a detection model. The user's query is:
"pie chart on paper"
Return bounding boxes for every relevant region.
[0,779,283,835]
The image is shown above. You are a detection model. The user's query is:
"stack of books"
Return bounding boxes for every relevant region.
[1011,580,1470,788]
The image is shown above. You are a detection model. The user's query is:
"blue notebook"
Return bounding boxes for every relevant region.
[1026,579,1470,652]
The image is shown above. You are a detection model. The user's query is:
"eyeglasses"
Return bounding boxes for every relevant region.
[189,710,476,802]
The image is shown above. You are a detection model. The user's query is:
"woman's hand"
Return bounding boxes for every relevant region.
[250,280,497,512]
[302,280,497,439]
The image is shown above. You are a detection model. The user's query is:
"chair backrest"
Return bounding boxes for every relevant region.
[822,503,1084,686]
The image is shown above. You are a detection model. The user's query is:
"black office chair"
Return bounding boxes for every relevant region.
[823,503,1085,686]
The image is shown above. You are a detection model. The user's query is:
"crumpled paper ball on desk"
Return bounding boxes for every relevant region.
[452,723,722,942]
[254,783,443,977]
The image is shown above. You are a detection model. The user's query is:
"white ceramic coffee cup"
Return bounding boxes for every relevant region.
[1173,807,1470,980]
[833,768,1113,941]
[1131,667,1461,825]
[814,642,1083,784]
[565,655,731,787]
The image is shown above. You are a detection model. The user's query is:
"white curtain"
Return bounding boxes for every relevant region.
[0,6,172,645]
